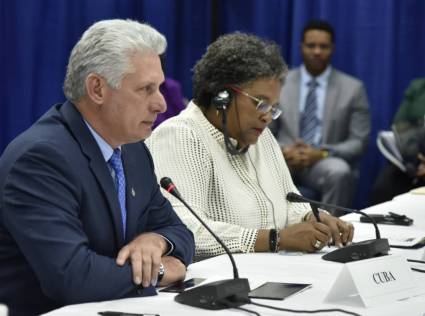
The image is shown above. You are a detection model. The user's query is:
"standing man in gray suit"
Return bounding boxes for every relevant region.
[274,20,370,214]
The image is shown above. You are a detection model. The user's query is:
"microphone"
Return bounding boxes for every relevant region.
[287,192,381,238]
[286,192,390,263]
[160,177,250,310]
[287,192,323,224]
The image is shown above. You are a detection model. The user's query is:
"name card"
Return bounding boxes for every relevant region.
[324,255,424,307]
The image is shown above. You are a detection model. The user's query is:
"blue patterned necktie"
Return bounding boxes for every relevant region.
[300,78,319,145]
[108,148,127,238]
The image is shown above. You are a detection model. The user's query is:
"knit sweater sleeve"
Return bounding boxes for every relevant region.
[146,119,258,257]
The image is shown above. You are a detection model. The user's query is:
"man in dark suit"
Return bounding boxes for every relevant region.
[0,19,194,316]
[370,78,425,204]
[274,20,370,213]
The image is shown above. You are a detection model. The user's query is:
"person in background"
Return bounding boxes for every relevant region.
[370,78,425,204]
[153,77,186,129]
[146,32,353,258]
[0,19,194,316]
[273,20,371,214]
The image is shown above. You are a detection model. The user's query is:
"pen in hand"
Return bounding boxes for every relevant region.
[309,203,321,223]
[310,204,332,248]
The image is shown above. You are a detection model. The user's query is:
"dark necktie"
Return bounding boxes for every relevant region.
[108,148,127,238]
[300,79,319,144]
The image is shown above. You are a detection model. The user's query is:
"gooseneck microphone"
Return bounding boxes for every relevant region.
[160,177,250,310]
[287,192,381,238]
[286,192,390,263]
[160,177,240,278]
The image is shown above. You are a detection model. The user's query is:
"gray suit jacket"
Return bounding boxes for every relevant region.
[276,67,371,164]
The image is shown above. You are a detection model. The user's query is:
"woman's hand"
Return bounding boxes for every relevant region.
[279,222,332,252]
[317,212,354,247]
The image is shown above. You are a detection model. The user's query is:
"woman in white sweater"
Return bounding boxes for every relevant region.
[146,33,353,257]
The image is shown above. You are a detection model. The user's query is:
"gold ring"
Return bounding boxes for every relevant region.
[313,240,322,249]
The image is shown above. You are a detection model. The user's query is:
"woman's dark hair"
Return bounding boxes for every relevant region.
[192,32,287,108]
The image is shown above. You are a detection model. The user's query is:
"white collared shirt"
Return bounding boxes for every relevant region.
[85,121,118,178]
[84,121,174,252]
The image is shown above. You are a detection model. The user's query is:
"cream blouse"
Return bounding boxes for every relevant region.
[146,101,310,256]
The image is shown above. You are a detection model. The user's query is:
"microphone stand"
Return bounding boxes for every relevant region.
[160,177,250,310]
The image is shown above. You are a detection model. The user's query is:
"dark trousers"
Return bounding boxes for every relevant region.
[369,163,424,205]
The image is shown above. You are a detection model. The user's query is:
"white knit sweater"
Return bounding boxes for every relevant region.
[146,102,310,256]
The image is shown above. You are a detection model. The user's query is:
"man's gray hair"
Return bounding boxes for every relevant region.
[63,19,167,102]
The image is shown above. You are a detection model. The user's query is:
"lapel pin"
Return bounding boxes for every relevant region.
[131,187,136,197]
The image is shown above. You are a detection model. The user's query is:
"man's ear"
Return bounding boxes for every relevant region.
[85,73,108,105]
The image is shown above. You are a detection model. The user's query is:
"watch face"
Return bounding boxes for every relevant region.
[159,263,165,275]
[157,263,165,283]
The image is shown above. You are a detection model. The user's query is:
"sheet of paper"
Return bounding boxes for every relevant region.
[410,186,425,195]
[353,222,425,247]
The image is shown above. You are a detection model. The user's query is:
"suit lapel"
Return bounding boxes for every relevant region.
[322,70,339,143]
[59,102,125,247]
[121,145,142,240]
[282,70,301,139]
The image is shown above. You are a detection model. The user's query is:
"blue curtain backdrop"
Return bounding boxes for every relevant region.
[1,0,425,207]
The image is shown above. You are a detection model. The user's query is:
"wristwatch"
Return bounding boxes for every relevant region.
[157,263,165,283]
[269,229,280,253]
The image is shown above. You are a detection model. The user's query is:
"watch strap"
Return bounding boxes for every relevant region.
[269,229,280,253]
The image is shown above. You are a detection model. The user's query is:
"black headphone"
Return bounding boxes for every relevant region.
[212,90,232,111]
[211,89,247,156]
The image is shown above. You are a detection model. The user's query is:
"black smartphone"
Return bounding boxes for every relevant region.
[248,282,312,300]
[159,278,206,293]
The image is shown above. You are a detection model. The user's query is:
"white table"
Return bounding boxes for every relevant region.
[0,305,7,316]
[44,193,425,316]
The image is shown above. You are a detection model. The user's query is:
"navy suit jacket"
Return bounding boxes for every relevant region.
[0,102,194,315]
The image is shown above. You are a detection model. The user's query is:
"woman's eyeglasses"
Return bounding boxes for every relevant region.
[228,86,282,120]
